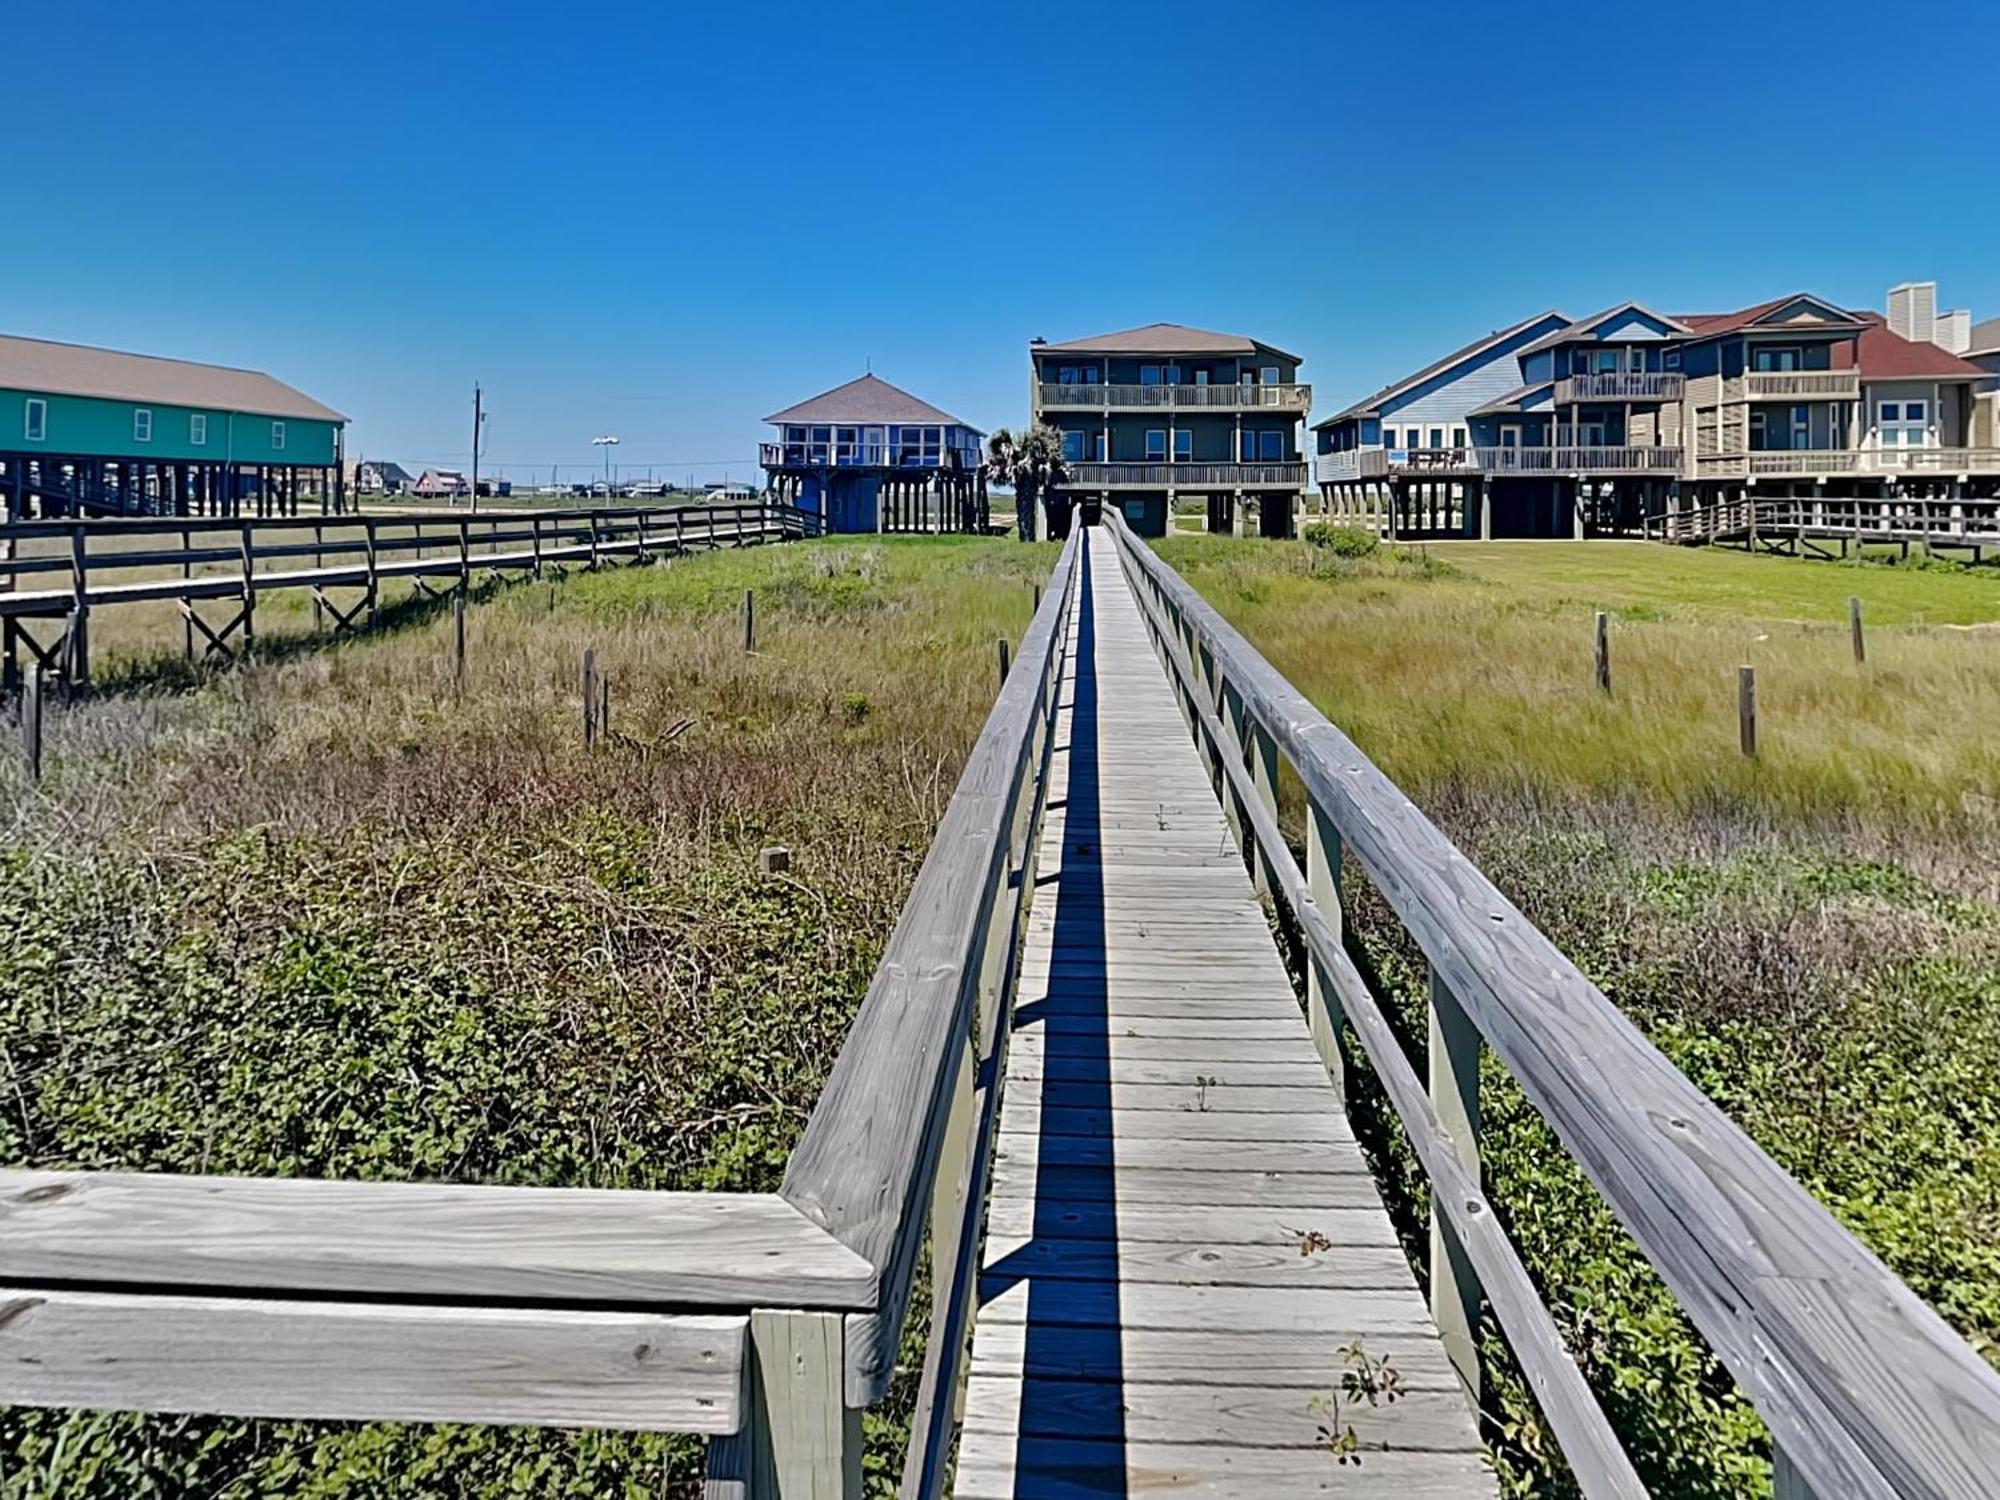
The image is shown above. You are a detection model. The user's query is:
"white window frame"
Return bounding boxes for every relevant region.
[1260,365,1279,387]
[1144,428,1167,460]
[25,398,47,442]
[133,408,153,443]
[1663,349,1681,370]
[1173,429,1192,461]
[272,420,287,451]
[190,413,208,446]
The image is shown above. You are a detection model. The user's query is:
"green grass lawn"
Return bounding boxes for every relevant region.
[1156,530,2000,1498]
[0,534,1054,1499]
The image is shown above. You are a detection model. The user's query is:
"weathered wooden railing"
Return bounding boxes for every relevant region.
[1104,508,2000,1498]
[0,501,820,689]
[1036,381,1313,412]
[1649,493,2000,550]
[0,528,1084,1499]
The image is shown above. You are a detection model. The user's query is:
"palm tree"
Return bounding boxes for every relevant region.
[986,425,1071,541]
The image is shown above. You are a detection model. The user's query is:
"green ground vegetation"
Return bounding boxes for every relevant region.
[1155,533,2000,1497]
[0,535,1054,1499]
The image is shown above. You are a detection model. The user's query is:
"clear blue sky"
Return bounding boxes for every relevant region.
[9,0,1997,483]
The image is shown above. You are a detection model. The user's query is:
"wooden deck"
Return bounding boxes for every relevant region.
[957,538,1491,1497]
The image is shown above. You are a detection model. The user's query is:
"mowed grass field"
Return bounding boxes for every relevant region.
[1156,532,2000,1497]
[0,535,1054,1499]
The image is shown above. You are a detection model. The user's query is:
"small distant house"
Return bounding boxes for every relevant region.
[354,459,412,494]
[411,467,467,498]
[705,481,757,501]
[759,374,987,533]
[474,476,512,498]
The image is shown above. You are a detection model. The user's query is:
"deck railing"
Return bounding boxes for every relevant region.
[1553,372,1685,403]
[1651,492,2000,548]
[1036,381,1313,412]
[0,502,821,689]
[0,527,1083,1499]
[1738,370,1861,399]
[1316,447,1683,480]
[1064,460,1307,489]
[1105,507,2000,1499]
[1313,448,1391,484]
[1696,448,2000,479]
[759,442,982,471]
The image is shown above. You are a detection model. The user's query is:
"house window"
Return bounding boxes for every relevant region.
[1057,367,1077,385]
[1753,347,1801,372]
[1663,350,1681,370]
[1406,427,1422,449]
[1173,430,1192,460]
[1242,430,1257,460]
[190,413,208,446]
[1594,350,1620,374]
[24,398,46,442]
[1140,365,1162,386]
[1428,427,1444,449]
[1451,427,1466,448]
[1259,431,1284,461]
[1061,429,1085,462]
[272,420,286,451]
[1260,366,1279,387]
[1145,429,1166,459]
[133,408,153,442]
[1879,400,1927,448]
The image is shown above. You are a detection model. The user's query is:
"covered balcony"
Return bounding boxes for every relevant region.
[1064,460,1307,489]
[1553,372,1684,404]
[1036,382,1312,413]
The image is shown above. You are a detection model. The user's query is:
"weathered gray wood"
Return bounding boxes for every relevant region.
[780,530,1081,1405]
[1110,511,2000,1497]
[1739,663,1757,757]
[0,1286,743,1433]
[1429,973,1484,1402]
[961,1372,1484,1452]
[1849,595,1865,665]
[1594,609,1611,693]
[743,588,755,652]
[704,1310,858,1500]
[1111,518,1645,1494]
[952,1434,1493,1500]
[959,536,1487,1499]
[20,663,41,782]
[0,1173,873,1307]
[1305,794,1346,1099]
[967,1321,1463,1391]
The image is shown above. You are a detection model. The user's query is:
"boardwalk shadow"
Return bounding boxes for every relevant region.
[982,532,1129,1493]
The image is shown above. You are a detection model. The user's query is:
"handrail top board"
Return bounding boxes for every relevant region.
[0,501,772,540]
[0,1170,875,1311]
[1106,513,2000,1498]
[781,528,1082,1403]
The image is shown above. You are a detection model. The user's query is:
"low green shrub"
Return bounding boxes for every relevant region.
[1301,521,1380,557]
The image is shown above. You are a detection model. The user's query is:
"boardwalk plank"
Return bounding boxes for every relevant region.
[959,535,1489,1498]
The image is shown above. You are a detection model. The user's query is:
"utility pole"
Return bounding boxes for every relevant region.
[470,383,484,514]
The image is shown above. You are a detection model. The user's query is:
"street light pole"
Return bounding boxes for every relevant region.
[592,435,620,501]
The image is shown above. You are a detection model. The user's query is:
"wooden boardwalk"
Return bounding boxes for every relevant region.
[957,537,1491,1498]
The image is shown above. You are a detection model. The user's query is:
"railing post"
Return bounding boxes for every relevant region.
[1245,719,1279,897]
[704,1310,860,1500]
[1429,971,1483,1403]
[238,522,255,656]
[1304,796,1345,1098]
[65,524,90,689]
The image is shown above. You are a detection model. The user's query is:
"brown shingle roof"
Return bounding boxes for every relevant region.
[1040,322,1297,360]
[1673,294,1861,339]
[763,373,978,431]
[1836,314,1989,379]
[0,333,345,421]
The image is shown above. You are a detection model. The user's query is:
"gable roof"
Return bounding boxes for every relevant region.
[1314,309,1568,429]
[1512,302,1691,357]
[1836,314,1989,380]
[1468,381,1553,416]
[0,333,345,422]
[1039,322,1298,361]
[1674,293,1864,339]
[763,373,980,432]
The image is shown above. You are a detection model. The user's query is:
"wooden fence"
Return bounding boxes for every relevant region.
[0,528,1085,1500]
[0,501,820,689]
[1101,509,2000,1498]
[1649,492,2000,554]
